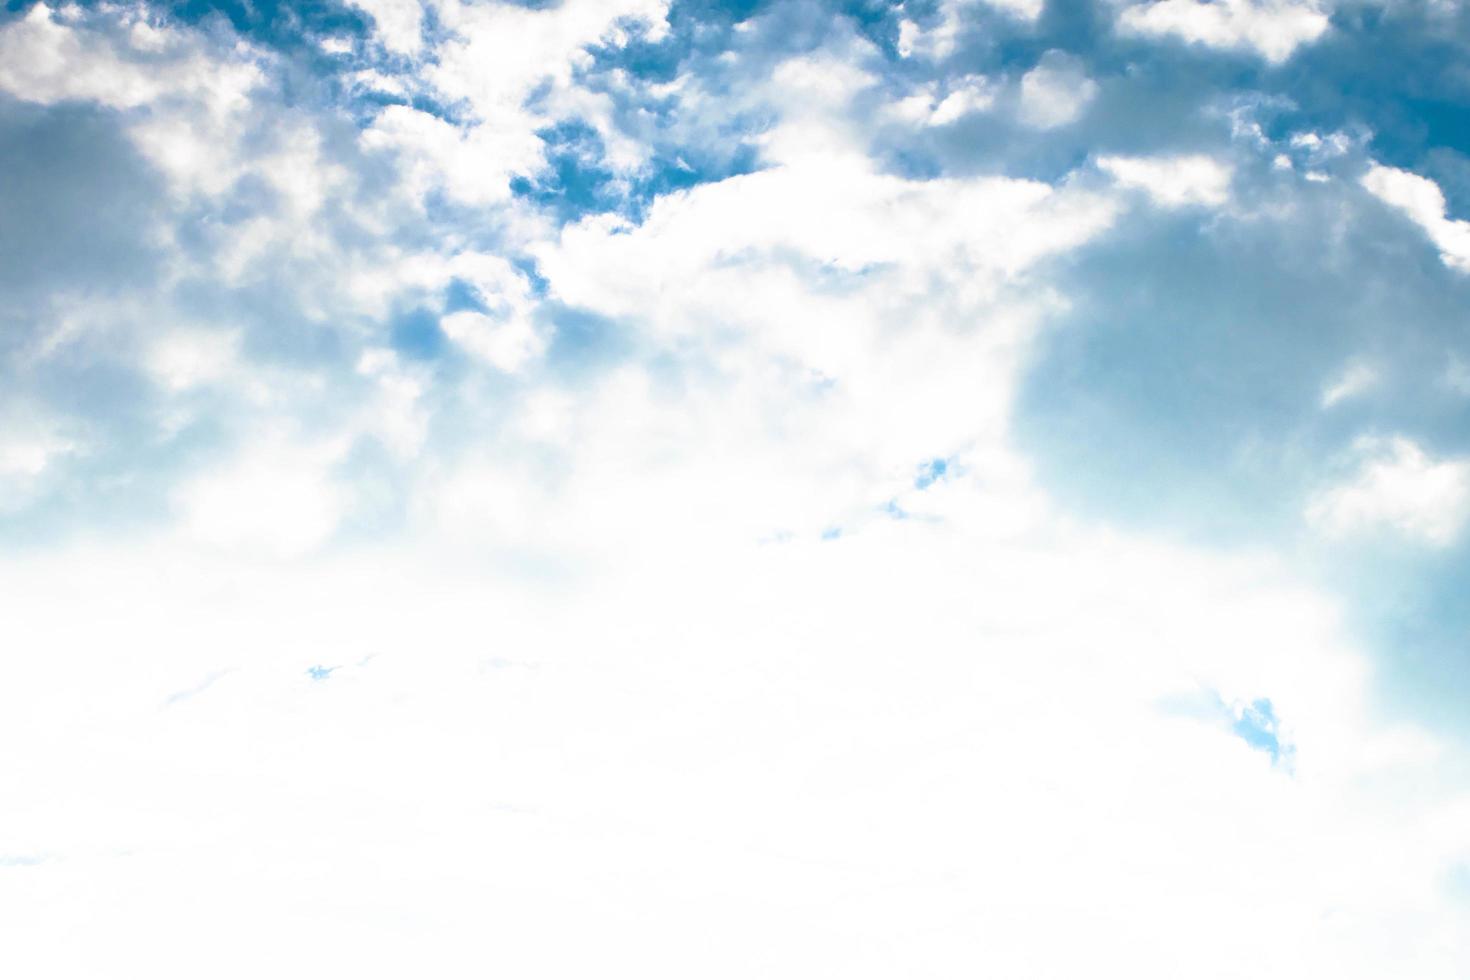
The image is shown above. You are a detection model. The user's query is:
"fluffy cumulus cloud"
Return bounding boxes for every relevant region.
[1097,153,1234,207]
[1017,51,1098,130]
[1307,436,1470,546]
[1362,162,1470,273]
[1115,0,1332,64]
[3,0,1470,976]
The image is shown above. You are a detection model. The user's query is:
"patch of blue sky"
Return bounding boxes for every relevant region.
[915,457,949,490]
[515,12,774,224]
[540,304,637,380]
[1231,698,1285,765]
[582,0,779,87]
[441,279,489,316]
[340,84,471,131]
[126,0,369,56]
[832,0,906,53]
[511,258,552,298]
[634,145,762,209]
[510,121,624,225]
[510,118,762,225]
[1160,689,1293,768]
[1283,5,1470,171]
[389,307,449,362]
[669,0,771,29]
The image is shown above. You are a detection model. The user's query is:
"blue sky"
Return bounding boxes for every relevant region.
[2,0,1470,975]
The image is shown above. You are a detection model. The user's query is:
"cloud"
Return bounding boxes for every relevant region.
[1097,153,1234,207]
[1307,436,1470,546]
[1116,0,1331,64]
[440,310,545,372]
[891,75,997,127]
[175,434,350,557]
[1321,361,1378,407]
[362,104,541,207]
[0,408,74,512]
[897,0,1044,61]
[357,0,673,208]
[1,497,1468,976]
[351,0,425,54]
[1362,163,1470,273]
[0,4,260,113]
[1017,51,1099,130]
[145,329,241,391]
[3,1,1470,975]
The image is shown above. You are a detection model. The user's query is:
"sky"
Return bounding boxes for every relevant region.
[2,0,1470,975]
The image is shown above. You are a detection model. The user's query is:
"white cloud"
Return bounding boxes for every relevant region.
[4,10,1470,978]
[351,0,424,55]
[1117,0,1331,63]
[2,491,1469,976]
[1362,163,1470,273]
[896,0,1044,61]
[496,63,1116,554]
[896,17,927,58]
[986,0,1047,20]
[539,157,1116,322]
[1307,436,1470,546]
[0,434,67,480]
[145,329,241,391]
[890,75,998,127]
[356,0,671,208]
[440,310,546,373]
[1321,361,1378,407]
[129,113,243,200]
[1017,52,1099,130]
[760,53,882,165]
[1098,153,1234,208]
[176,436,349,557]
[361,104,544,208]
[0,411,73,507]
[355,350,430,459]
[1289,129,1356,162]
[0,4,260,113]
